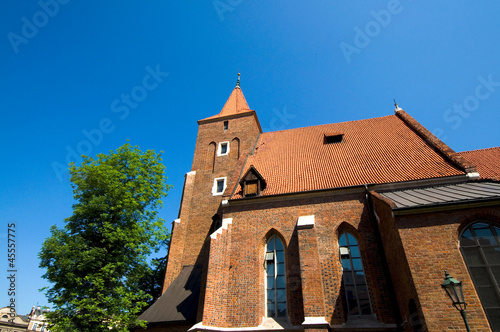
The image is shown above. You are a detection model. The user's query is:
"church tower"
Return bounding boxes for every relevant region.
[162,75,262,310]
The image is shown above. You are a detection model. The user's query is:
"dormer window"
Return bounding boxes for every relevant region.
[244,180,259,196]
[324,132,344,144]
[218,142,230,156]
[240,166,266,197]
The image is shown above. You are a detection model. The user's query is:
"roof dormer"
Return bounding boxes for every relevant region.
[324,132,344,144]
[240,165,266,197]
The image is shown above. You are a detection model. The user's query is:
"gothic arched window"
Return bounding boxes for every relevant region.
[460,221,500,330]
[339,232,372,316]
[265,235,286,318]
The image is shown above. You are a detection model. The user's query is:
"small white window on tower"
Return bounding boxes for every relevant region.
[218,142,230,156]
[212,177,227,196]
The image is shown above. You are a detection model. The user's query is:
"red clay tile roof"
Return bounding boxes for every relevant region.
[460,147,500,181]
[229,114,467,198]
[395,110,476,173]
[199,86,252,122]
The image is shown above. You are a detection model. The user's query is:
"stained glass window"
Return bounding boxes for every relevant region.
[266,236,286,318]
[339,232,372,316]
[460,221,500,330]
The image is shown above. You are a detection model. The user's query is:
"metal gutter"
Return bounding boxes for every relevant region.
[225,175,470,207]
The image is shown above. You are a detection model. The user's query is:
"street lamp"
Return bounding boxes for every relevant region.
[441,270,471,332]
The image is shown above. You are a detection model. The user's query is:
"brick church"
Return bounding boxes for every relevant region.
[138,78,500,331]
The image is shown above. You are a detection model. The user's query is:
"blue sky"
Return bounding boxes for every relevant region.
[1,1,499,314]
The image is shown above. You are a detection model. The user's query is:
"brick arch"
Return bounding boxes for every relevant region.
[336,221,362,243]
[261,228,289,320]
[231,137,240,160]
[458,217,500,330]
[334,222,368,267]
[260,228,287,250]
[206,141,216,173]
[456,211,500,237]
[257,229,287,322]
[335,222,375,318]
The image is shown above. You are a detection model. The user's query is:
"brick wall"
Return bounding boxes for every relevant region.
[200,191,397,328]
[371,192,426,331]
[180,114,261,267]
[162,112,261,328]
[163,218,187,292]
[397,207,500,331]
[372,192,500,331]
[297,224,327,319]
[203,222,232,327]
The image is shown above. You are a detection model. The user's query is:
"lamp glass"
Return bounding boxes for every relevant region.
[441,271,466,311]
[443,283,460,303]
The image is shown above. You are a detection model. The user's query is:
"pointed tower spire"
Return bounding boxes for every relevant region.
[236,73,241,88]
[199,75,251,122]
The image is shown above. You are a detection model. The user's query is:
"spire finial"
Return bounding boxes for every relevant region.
[236,73,240,88]
[394,99,402,112]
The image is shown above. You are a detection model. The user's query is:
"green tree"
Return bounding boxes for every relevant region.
[137,237,170,309]
[39,143,171,331]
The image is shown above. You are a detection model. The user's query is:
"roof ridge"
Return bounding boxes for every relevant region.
[459,146,500,154]
[395,110,476,174]
[262,114,395,134]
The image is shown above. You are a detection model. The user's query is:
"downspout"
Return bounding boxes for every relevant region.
[364,184,403,331]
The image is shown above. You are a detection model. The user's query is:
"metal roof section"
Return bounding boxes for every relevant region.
[138,265,202,324]
[380,181,500,209]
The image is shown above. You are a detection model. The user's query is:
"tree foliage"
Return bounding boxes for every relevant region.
[137,237,170,309]
[39,143,171,331]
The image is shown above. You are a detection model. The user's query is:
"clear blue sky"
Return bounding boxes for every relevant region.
[1,1,499,314]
